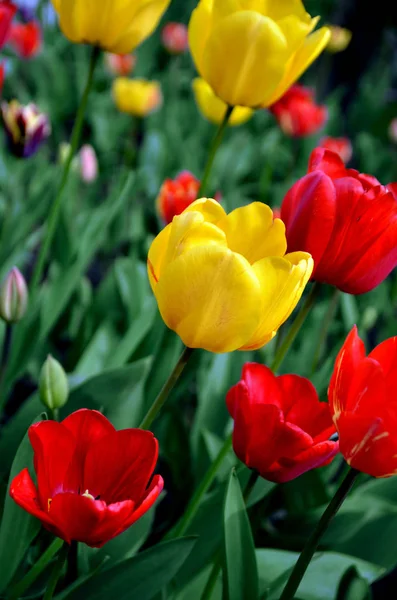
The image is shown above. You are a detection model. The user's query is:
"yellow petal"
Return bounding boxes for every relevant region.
[154,246,262,352]
[202,11,289,107]
[267,26,331,105]
[276,15,311,53]
[192,78,254,126]
[147,223,172,292]
[112,78,162,117]
[217,202,287,264]
[240,251,313,350]
[183,198,227,223]
[188,0,214,77]
[265,0,311,23]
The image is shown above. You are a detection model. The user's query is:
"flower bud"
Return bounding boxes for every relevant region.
[105,53,136,76]
[326,26,352,53]
[79,144,98,183]
[161,23,188,54]
[0,267,28,324]
[112,78,162,117]
[39,355,69,411]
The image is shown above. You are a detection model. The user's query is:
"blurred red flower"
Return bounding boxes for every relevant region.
[329,327,397,478]
[269,85,328,137]
[0,0,16,49]
[161,22,188,54]
[105,53,136,76]
[157,170,221,224]
[226,363,338,483]
[320,136,352,163]
[8,20,41,58]
[281,148,397,294]
[10,409,163,547]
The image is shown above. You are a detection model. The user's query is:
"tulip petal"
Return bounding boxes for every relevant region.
[217,202,286,264]
[121,474,164,531]
[155,245,262,352]
[147,223,172,292]
[192,78,253,126]
[241,362,282,409]
[265,0,311,23]
[188,0,214,77]
[184,197,227,223]
[268,440,339,483]
[308,147,348,178]
[276,15,311,53]
[240,252,313,351]
[203,11,289,107]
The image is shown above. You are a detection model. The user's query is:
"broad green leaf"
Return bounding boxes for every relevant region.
[335,566,372,600]
[223,470,258,600]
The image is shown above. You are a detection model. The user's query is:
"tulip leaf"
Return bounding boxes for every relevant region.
[223,469,259,600]
[335,566,372,600]
[59,537,197,600]
[0,418,41,593]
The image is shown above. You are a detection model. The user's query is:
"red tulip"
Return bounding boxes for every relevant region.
[320,136,352,163]
[8,20,41,58]
[329,327,397,478]
[226,363,338,483]
[161,22,188,54]
[105,53,136,76]
[10,409,163,547]
[0,0,16,49]
[269,85,328,138]
[281,147,397,294]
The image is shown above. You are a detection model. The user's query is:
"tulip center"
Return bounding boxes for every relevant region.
[81,489,96,501]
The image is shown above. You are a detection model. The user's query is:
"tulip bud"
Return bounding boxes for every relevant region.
[112,78,162,117]
[39,355,69,411]
[326,26,352,53]
[79,144,98,183]
[1,100,50,158]
[105,53,136,76]
[0,267,28,324]
[161,23,188,54]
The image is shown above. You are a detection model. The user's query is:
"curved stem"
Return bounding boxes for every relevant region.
[30,46,101,295]
[43,542,69,600]
[168,434,233,539]
[197,105,234,198]
[7,538,63,600]
[279,467,359,600]
[139,346,194,430]
[271,282,321,373]
[311,288,340,374]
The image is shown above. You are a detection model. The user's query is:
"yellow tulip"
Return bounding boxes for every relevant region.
[188,0,330,108]
[326,26,352,53]
[112,78,162,117]
[51,0,171,54]
[193,78,253,126]
[148,199,313,353]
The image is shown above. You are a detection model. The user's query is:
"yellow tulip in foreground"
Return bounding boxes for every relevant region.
[112,78,162,117]
[51,0,171,54]
[148,199,313,353]
[189,0,330,108]
[193,78,253,126]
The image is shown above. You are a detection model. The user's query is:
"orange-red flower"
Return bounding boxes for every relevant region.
[161,22,188,54]
[0,0,16,49]
[281,147,397,294]
[105,53,136,76]
[10,409,163,547]
[227,363,338,483]
[320,136,352,163]
[269,85,328,138]
[329,327,397,478]
[8,20,41,58]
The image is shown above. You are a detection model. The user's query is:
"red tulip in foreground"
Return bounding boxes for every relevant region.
[8,20,41,58]
[269,85,328,138]
[226,363,339,483]
[10,409,163,547]
[0,0,16,50]
[281,148,397,294]
[329,327,397,478]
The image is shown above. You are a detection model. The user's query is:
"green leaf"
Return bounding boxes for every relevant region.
[59,538,197,600]
[223,470,258,600]
[0,418,41,593]
[335,566,372,600]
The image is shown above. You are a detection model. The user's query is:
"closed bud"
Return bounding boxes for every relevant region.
[39,355,69,411]
[0,267,28,324]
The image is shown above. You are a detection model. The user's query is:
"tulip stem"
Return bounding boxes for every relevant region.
[139,345,194,430]
[311,288,340,374]
[30,45,101,295]
[278,467,359,600]
[7,538,64,600]
[271,282,321,373]
[43,541,69,600]
[198,105,234,197]
[0,323,13,415]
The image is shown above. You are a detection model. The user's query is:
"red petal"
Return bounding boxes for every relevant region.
[241,363,282,409]
[117,475,164,541]
[308,147,347,179]
[266,440,339,483]
[83,429,159,504]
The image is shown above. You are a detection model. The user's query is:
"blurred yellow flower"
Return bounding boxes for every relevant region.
[148,199,313,353]
[51,0,171,54]
[326,26,352,53]
[193,78,253,126]
[188,0,330,108]
[112,78,162,117]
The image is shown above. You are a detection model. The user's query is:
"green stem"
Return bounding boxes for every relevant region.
[43,542,69,600]
[311,288,340,374]
[30,46,101,295]
[201,553,222,600]
[7,538,63,600]
[139,346,194,430]
[279,468,359,600]
[271,282,321,373]
[197,105,234,198]
[168,434,233,539]
[0,323,13,414]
